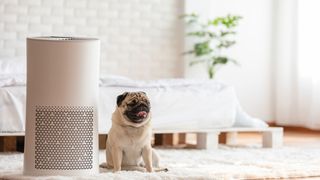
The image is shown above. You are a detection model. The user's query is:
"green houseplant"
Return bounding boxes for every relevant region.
[182,13,242,79]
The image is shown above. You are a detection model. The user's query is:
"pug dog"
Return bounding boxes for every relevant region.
[102,91,167,172]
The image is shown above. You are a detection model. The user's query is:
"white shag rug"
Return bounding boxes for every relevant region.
[1,146,320,180]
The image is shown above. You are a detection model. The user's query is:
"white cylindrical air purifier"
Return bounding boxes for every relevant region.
[24,37,100,176]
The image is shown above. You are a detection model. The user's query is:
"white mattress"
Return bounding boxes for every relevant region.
[0,77,267,134]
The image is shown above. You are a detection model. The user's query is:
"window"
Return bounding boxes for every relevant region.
[297,0,320,80]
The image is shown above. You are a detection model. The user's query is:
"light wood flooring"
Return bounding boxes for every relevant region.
[237,128,320,148]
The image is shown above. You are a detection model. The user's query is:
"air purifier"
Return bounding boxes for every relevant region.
[24,37,100,176]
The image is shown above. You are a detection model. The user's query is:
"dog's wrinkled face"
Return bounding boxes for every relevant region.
[116,91,151,126]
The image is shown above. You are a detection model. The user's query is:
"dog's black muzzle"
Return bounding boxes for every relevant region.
[125,104,150,123]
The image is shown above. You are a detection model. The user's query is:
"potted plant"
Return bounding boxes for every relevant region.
[182,13,242,79]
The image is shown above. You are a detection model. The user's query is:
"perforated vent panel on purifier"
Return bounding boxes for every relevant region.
[35,106,94,170]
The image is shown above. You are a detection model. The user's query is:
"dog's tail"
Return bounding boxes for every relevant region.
[154,167,169,172]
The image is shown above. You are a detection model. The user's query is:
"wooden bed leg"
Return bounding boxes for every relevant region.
[262,130,283,148]
[154,134,163,146]
[0,136,17,152]
[226,132,238,145]
[196,132,220,150]
[162,133,179,146]
[178,133,186,144]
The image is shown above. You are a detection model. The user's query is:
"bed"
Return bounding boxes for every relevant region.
[0,76,268,133]
[0,59,277,149]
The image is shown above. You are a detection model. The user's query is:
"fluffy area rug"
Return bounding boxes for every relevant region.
[1,146,320,180]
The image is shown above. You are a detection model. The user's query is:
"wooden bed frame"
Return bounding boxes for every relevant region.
[154,127,283,149]
[0,127,283,152]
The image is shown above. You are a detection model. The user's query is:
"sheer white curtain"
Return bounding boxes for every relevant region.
[275,0,320,129]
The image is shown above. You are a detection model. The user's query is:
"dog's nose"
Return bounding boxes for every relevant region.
[137,111,147,118]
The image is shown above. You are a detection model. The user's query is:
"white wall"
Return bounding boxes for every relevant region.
[0,0,275,121]
[184,0,274,121]
[0,0,184,79]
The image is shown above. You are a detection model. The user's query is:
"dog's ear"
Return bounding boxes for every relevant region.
[140,91,146,95]
[117,92,128,107]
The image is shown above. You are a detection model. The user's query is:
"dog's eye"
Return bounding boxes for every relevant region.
[132,100,137,104]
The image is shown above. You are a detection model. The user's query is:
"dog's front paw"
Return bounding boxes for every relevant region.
[113,167,121,172]
[146,167,153,173]
[100,162,113,169]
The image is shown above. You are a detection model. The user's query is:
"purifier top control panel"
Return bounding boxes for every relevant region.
[28,36,99,41]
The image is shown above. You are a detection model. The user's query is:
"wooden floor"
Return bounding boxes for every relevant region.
[236,128,320,148]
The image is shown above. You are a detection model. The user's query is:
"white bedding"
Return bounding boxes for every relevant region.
[0,76,267,133]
